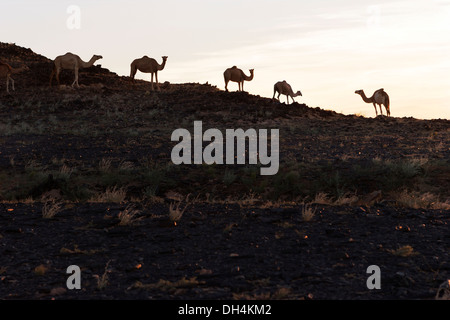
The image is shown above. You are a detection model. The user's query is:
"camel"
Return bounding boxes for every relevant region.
[223,66,254,92]
[355,88,391,117]
[273,80,302,104]
[0,62,29,93]
[130,56,168,91]
[49,52,103,87]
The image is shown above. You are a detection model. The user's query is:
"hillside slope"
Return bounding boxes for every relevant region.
[0,42,449,202]
[0,43,449,300]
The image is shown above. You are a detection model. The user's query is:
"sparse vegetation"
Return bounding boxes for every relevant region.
[301,203,316,222]
[169,200,189,223]
[130,277,204,294]
[388,245,418,257]
[95,260,111,290]
[394,190,450,209]
[117,204,142,226]
[90,186,127,203]
[41,200,62,219]
[233,287,292,300]
[33,264,48,276]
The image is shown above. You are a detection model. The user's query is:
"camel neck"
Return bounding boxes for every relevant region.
[360,92,373,103]
[158,60,166,71]
[244,72,253,81]
[81,58,97,69]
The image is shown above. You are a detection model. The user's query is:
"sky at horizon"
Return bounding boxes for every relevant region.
[1,0,449,119]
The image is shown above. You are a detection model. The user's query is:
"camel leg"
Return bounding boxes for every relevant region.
[373,103,378,116]
[241,82,244,92]
[72,68,80,88]
[150,73,154,91]
[286,96,290,104]
[155,72,160,91]
[378,104,383,116]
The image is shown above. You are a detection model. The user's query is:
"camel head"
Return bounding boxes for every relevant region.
[162,56,168,61]
[355,90,363,95]
[90,55,103,66]
[249,69,254,74]
[296,90,302,96]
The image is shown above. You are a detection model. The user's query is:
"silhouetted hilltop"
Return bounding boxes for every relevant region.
[0,42,344,119]
[0,42,125,87]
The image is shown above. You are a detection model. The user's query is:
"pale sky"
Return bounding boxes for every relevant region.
[1,0,449,119]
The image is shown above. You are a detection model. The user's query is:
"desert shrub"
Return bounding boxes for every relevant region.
[394,190,450,209]
[91,186,127,203]
[301,203,316,222]
[42,201,62,219]
[118,204,142,226]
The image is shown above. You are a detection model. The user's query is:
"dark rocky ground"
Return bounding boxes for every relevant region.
[0,201,449,300]
[0,43,449,300]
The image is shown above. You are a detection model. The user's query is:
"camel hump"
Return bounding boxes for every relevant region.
[231,66,237,69]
